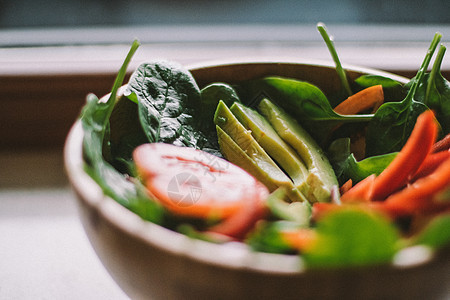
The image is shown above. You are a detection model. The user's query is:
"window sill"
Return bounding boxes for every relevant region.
[1,24,449,150]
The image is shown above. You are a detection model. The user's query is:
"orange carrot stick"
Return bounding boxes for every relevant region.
[432,133,450,153]
[383,157,450,216]
[281,229,317,252]
[334,85,384,115]
[370,110,438,200]
[339,179,353,195]
[410,150,450,182]
[312,202,343,220]
[340,174,375,203]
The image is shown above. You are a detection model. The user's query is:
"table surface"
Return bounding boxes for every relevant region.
[0,150,129,299]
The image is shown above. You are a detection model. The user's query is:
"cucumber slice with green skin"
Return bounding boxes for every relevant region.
[258,98,339,203]
[230,102,308,189]
[214,101,305,202]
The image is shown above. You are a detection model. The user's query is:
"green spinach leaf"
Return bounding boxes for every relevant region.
[328,138,397,184]
[354,74,406,102]
[355,74,403,89]
[365,33,441,156]
[81,41,164,224]
[239,76,372,145]
[344,153,397,183]
[199,82,240,131]
[302,209,400,268]
[125,61,220,155]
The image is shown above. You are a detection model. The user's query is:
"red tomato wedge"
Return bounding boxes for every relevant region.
[133,143,269,238]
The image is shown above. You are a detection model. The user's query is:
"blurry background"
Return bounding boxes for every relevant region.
[1,2,450,299]
[2,0,450,28]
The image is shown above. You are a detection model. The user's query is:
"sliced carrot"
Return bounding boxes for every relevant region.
[410,150,450,182]
[432,133,450,153]
[340,174,375,203]
[281,229,317,252]
[312,202,343,220]
[133,143,269,238]
[382,157,450,216]
[339,179,353,196]
[370,110,438,200]
[334,85,384,115]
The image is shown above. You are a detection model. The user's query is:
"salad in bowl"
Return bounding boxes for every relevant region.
[66,24,450,299]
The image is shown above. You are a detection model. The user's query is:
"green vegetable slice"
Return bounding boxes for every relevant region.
[302,209,400,268]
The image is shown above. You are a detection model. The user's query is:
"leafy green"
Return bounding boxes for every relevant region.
[343,153,397,183]
[247,221,299,254]
[420,45,450,134]
[328,138,397,184]
[413,214,450,249]
[354,74,406,102]
[125,61,199,143]
[302,209,400,268]
[124,61,221,156]
[80,40,164,224]
[365,33,441,156]
[239,76,372,145]
[200,83,240,112]
[199,83,240,135]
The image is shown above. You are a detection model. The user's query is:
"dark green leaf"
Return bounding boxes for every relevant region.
[327,138,351,181]
[365,33,441,156]
[423,45,450,134]
[239,76,372,145]
[354,74,406,101]
[199,82,241,148]
[366,100,429,156]
[125,61,220,155]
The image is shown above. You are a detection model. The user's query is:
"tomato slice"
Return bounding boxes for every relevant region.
[133,143,269,238]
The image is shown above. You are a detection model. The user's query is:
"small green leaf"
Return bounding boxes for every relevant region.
[413,214,450,249]
[344,152,397,183]
[302,209,400,268]
[200,82,241,133]
[355,75,403,89]
[125,61,221,155]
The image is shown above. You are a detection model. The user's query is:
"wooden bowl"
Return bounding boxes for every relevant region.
[64,58,450,300]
